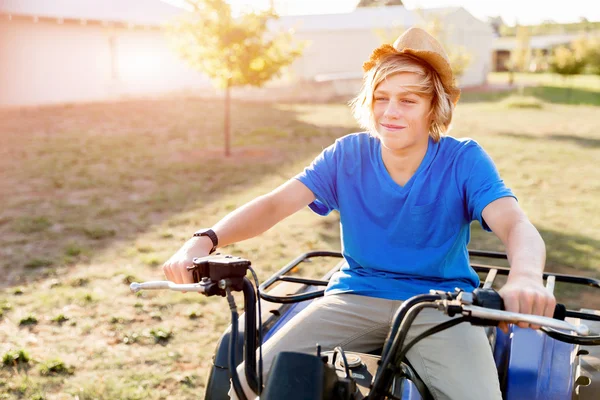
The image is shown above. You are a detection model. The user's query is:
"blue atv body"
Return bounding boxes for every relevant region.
[204,250,600,400]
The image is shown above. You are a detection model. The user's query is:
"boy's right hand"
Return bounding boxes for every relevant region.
[162,236,215,284]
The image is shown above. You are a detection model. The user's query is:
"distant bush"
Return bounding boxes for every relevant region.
[572,36,600,75]
[549,46,586,77]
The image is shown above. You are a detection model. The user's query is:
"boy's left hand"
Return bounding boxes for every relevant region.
[498,275,556,333]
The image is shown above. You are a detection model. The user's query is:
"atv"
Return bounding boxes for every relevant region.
[130,250,600,399]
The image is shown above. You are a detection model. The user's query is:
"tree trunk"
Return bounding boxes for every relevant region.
[224,81,231,157]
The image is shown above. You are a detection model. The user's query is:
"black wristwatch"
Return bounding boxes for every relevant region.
[193,228,218,254]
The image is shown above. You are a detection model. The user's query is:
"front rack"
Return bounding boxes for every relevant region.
[259,251,342,303]
[258,250,600,322]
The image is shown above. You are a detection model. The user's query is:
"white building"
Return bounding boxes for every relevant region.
[0,1,494,107]
[418,7,495,86]
[0,0,210,107]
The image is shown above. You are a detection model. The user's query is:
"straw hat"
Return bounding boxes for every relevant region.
[363,27,461,105]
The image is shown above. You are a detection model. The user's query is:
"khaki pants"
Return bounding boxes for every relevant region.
[231,293,502,400]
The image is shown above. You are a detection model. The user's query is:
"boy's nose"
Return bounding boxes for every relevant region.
[384,102,402,119]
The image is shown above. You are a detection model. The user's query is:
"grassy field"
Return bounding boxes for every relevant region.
[488,72,600,91]
[485,72,600,106]
[1,75,599,399]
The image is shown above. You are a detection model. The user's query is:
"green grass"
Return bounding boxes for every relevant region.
[0,88,598,398]
[462,73,600,106]
[18,315,38,327]
[38,358,74,376]
[500,95,544,109]
[2,349,30,367]
[489,72,600,91]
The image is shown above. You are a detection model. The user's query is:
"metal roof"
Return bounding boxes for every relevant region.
[0,0,184,26]
[271,6,418,33]
[493,33,594,50]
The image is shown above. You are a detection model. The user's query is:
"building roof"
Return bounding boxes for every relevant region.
[493,32,595,50]
[417,6,493,33]
[417,6,463,17]
[0,0,184,26]
[271,6,418,33]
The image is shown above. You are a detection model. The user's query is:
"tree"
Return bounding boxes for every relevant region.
[530,49,548,73]
[549,46,586,77]
[357,0,403,7]
[167,0,304,156]
[572,35,600,75]
[586,40,600,75]
[505,25,530,84]
[549,45,586,102]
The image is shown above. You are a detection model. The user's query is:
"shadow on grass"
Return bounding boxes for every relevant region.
[0,98,355,288]
[470,223,600,274]
[470,223,600,308]
[460,85,600,106]
[495,132,600,149]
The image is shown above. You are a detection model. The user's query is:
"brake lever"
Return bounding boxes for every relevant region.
[460,304,590,336]
[129,279,227,296]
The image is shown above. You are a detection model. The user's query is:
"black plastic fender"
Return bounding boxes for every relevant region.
[204,323,245,400]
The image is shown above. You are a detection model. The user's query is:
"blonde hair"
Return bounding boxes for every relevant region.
[350,53,454,142]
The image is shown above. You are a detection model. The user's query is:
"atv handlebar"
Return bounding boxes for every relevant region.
[458,304,589,335]
[129,280,591,336]
[130,280,212,293]
[370,288,598,399]
[130,252,600,400]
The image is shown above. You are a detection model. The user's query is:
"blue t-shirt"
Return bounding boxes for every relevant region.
[295,132,515,301]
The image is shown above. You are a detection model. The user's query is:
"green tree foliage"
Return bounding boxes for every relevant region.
[572,35,600,75]
[503,26,531,85]
[548,44,587,101]
[549,46,586,77]
[167,0,304,156]
[587,42,600,75]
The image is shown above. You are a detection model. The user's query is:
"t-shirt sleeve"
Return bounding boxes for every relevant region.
[294,141,340,216]
[461,143,516,231]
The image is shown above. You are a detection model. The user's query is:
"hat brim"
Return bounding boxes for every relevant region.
[363,44,461,105]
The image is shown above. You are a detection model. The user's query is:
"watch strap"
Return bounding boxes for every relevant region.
[193,228,218,254]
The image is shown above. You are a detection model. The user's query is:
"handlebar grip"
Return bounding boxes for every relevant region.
[472,288,566,321]
[553,303,566,320]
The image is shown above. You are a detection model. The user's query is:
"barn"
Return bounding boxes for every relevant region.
[0,1,494,107]
[0,0,209,107]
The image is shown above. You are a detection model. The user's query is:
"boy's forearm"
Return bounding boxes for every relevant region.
[211,194,281,248]
[505,219,546,283]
